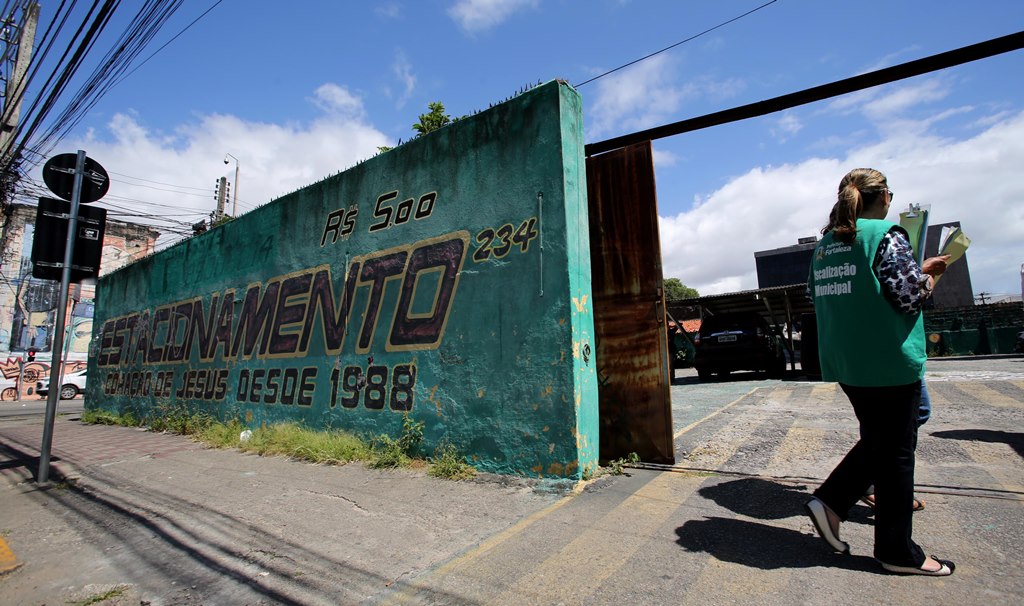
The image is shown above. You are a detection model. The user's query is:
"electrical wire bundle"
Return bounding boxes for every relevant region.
[0,0,233,251]
[0,0,185,186]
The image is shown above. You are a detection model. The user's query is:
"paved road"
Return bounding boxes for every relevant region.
[0,397,84,418]
[0,356,1020,605]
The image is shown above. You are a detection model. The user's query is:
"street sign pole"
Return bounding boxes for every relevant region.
[37,150,86,484]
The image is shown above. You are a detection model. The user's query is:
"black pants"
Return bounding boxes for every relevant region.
[813,381,925,566]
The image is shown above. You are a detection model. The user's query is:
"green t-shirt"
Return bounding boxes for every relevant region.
[809,218,925,386]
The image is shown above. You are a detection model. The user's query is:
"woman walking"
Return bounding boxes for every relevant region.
[805,168,954,576]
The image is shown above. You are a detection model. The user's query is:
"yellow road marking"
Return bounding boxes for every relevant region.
[956,440,1024,494]
[673,389,759,439]
[396,387,769,603]
[760,425,826,479]
[949,381,1023,409]
[492,415,755,605]
[0,536,21,575]
[682,413,820,604]
[810,382,838,401]
[390,482,586,603]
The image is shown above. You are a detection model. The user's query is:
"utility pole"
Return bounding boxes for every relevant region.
[975,292,990,305]
[213,176,227,223]
[0,2,39,167]
[224,153,239,217]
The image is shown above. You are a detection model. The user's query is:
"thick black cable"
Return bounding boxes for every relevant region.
[42,1,179,142]
[4,0,192,182]
[26,0,184,163]
[6,0,115,167]
[585,30,1024,156]
[0,0,79,146]
[111,0,221,88]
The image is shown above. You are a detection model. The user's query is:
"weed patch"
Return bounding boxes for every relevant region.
[81,410,479,480]
[69,585,128,606]
[428,441,476,480]
[80,409,122,425]
[605,452,640,476]
[369,414,424,469]
[148,405,214,435]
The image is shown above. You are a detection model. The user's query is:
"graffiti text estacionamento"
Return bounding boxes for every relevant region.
[97,231,470,370]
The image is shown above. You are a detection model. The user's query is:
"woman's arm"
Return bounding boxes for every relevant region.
[874,230,934,313]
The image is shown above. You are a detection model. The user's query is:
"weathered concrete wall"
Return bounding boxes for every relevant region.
[86,81,599,478]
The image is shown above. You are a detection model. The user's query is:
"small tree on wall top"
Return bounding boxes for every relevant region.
[379,102,453,153]
[413,102,452,136]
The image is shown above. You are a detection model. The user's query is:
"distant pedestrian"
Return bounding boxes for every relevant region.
[805,168,953,576]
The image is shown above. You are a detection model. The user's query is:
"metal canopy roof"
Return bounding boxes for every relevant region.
[666,283,813,327]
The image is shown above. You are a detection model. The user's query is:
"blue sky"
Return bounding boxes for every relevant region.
[26,0,1024,298]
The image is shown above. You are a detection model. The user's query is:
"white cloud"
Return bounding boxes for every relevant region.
[860,46,921,73]
[375,2,401,19]
[392,49,417,110]
[448,0,538,33]
[587,55,687,139]
[309,84,366,120]
[658,111,1024,298]
[586,54,745,140]
[825,78,952,126]
[66,85,390,248]
[771,112,802,142]
[701,77,745,101]
[652,146,679,168]
[862,78,951,120]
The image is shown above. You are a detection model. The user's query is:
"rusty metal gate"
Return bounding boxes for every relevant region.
[586,142,675,464]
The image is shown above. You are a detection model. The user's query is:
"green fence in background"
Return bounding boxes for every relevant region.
[926,327,1020,356]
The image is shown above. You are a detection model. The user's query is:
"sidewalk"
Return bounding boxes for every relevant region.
[1,370,1022,605]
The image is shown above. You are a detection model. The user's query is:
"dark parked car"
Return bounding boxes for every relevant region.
[694,312,786,380]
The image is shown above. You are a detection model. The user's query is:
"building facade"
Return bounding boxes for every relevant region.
[0,203,159,398]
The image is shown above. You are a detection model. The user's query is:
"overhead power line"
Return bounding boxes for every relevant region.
[0,0,222,207]
[585,30,1024,156]
[14,0,186,167]
[108,169,215,192]
[574,0,779,88]
[110,0,223,89]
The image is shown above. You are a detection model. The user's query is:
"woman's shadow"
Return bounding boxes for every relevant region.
[674,477,880,572]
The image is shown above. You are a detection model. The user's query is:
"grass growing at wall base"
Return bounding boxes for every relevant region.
[80,408,476,480]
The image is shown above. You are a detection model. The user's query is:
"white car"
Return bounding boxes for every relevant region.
[36,368,87,400]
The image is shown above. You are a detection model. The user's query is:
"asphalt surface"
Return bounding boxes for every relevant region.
[0,397,83,418]
[0,356,1021,605]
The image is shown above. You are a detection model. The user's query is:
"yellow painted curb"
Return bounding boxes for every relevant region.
[0,536,21,575]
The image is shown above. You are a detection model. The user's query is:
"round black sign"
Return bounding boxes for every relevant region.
[42,153,109,203]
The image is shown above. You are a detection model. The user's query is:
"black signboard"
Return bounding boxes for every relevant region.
[42,153,110,203]
[31,197,107,282]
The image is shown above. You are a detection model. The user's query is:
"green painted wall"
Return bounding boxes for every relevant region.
[86,81,599,479]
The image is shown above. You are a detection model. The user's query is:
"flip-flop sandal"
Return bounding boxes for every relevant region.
[859,496,926,512]
[878,555,955,576]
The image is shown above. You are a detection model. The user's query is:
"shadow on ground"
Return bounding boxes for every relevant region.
[697,477,875,523]
[675,517,881,573]
[931,428,1024,459]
